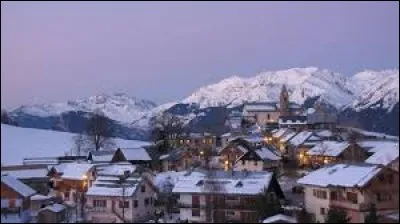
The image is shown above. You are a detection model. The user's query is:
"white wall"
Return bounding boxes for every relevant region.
[304,187,330,223]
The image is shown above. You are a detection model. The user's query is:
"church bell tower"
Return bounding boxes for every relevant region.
[280,85,290,116]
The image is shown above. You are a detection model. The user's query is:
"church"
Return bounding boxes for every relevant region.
[242,85,302,127]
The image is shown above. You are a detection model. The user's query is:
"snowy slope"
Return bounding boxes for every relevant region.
[1,124,151,166]
[348,69,399,112]
[11,93,157,124]
[182,67,354,109]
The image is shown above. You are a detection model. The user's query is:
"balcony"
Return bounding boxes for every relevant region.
[178,203,206,209]
[178,202,257,211]
[329,200,369,211]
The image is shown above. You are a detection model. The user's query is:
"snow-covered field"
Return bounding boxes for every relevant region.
[1,124,151,166]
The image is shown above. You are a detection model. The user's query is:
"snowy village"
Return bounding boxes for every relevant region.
[1,1,399,224]
[1,84,399,223]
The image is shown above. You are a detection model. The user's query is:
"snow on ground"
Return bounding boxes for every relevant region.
[1,124,151,166]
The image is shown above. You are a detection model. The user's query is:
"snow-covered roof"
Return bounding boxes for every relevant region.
[88,151,115,163]
[31,194,52,201]
[96,164,136,176]
[281,131,297,143]
[244,136,264,143]
[306,141,350,157]
[40,203,66,213]
[297,163,382,188]
[365,143,399,166]
[255,148,281,161]
[316,130,333,137]
[243,102,278,112]
[172,170,273,195]
[279,116,307,125]
[1,175,36,197]
[358,140,399,153]
[221,132,232,137]
[1,168,49,180]
[263,214,297,223]
[57,163,94,180]
[86,176,142,197]
[349,128,399,140]
[288,131,313,147]
[120,148,152,161]
[273,128,288,138]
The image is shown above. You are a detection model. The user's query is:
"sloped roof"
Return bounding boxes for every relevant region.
[365,142,399,166]
[307,141,350,157]
[88,150,115,163]
[172,170,274,195]
[297,163,382,188]
[263,214,297,223]
[120,148,152,161]
[1,175,36,197]
[56,163,94,180]
[288,131,313,147]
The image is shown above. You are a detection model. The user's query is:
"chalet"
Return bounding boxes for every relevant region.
[172,169,285,223]
[234,147,282,171]
[37,203,67,223]
[1,175,36,223]
[303,141,369,167]
[219,138,253,170]
[48,162,96,205]
[170,133,217,150]
[111,148,153,168]
[1,164,50,195]
[85,164,157,223]
[297,163,399,223]
[87,150,116,164]
[159,148,194,172]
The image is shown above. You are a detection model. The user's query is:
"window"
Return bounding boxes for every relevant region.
[379,174,385,182]
[119,201,129,208]
[388,174,393,184]
[226,211,235,216]
[320,208,326,215]
[144,198,149,206]
[226,196,237,201]
[346,192,358,204]
[377,192,392,202]
[330,191,338,201]
[93,200,106,208]
[192,209,200,217]
[242,160,245,165]
[64,192,70,200]
[150,197,153,205]
[254,160,258,166]
[141,185,146,192]
[133,200,138,208]
[267,114,270,120]
[314,190,327,199]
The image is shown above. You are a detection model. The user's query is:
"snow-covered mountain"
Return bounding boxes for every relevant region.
[347,69,399,112]
[182,67,354,109]
[12,93,157,124]
[6,67,399,138]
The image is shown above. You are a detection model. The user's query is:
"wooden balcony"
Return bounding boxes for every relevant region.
[329,200,369,212]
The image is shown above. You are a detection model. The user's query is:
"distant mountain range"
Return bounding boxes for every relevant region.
[4,67,399,139]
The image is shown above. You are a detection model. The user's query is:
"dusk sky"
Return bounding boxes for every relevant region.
[1,1,399,109]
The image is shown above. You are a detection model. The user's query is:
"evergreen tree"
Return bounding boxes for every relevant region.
[364,203,378,223]
[256,187,283,221]
[325,207,350,223]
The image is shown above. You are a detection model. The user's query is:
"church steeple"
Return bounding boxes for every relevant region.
[280,84,290,116]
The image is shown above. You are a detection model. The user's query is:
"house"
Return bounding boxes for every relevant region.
[37,203,67,223]
[226,110,243,130]
[303,141,369,167]
[234,147,282,171]
[242,85,302,127]
[159,148,194,172]
[30,194,54,216]
[365,142,399,172]
[285,130,314,161]
[111,147,153,168]
[48,162,96,204]
[297,163,399,223]
[170,133,217,150]
[1,164,50,195]
[87,150,116,164]
[218,138,253,170]
[262,214,297,223]
[85,165,158,223]
[172,169,285,223]
[277,130,298,154]
[1,175,36,223]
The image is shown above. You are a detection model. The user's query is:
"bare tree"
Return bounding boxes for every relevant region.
[73,132,87,156]
[202,159,225,223]
[80,110,115,152]
[1,110,16,126]
[150,112,184,153]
